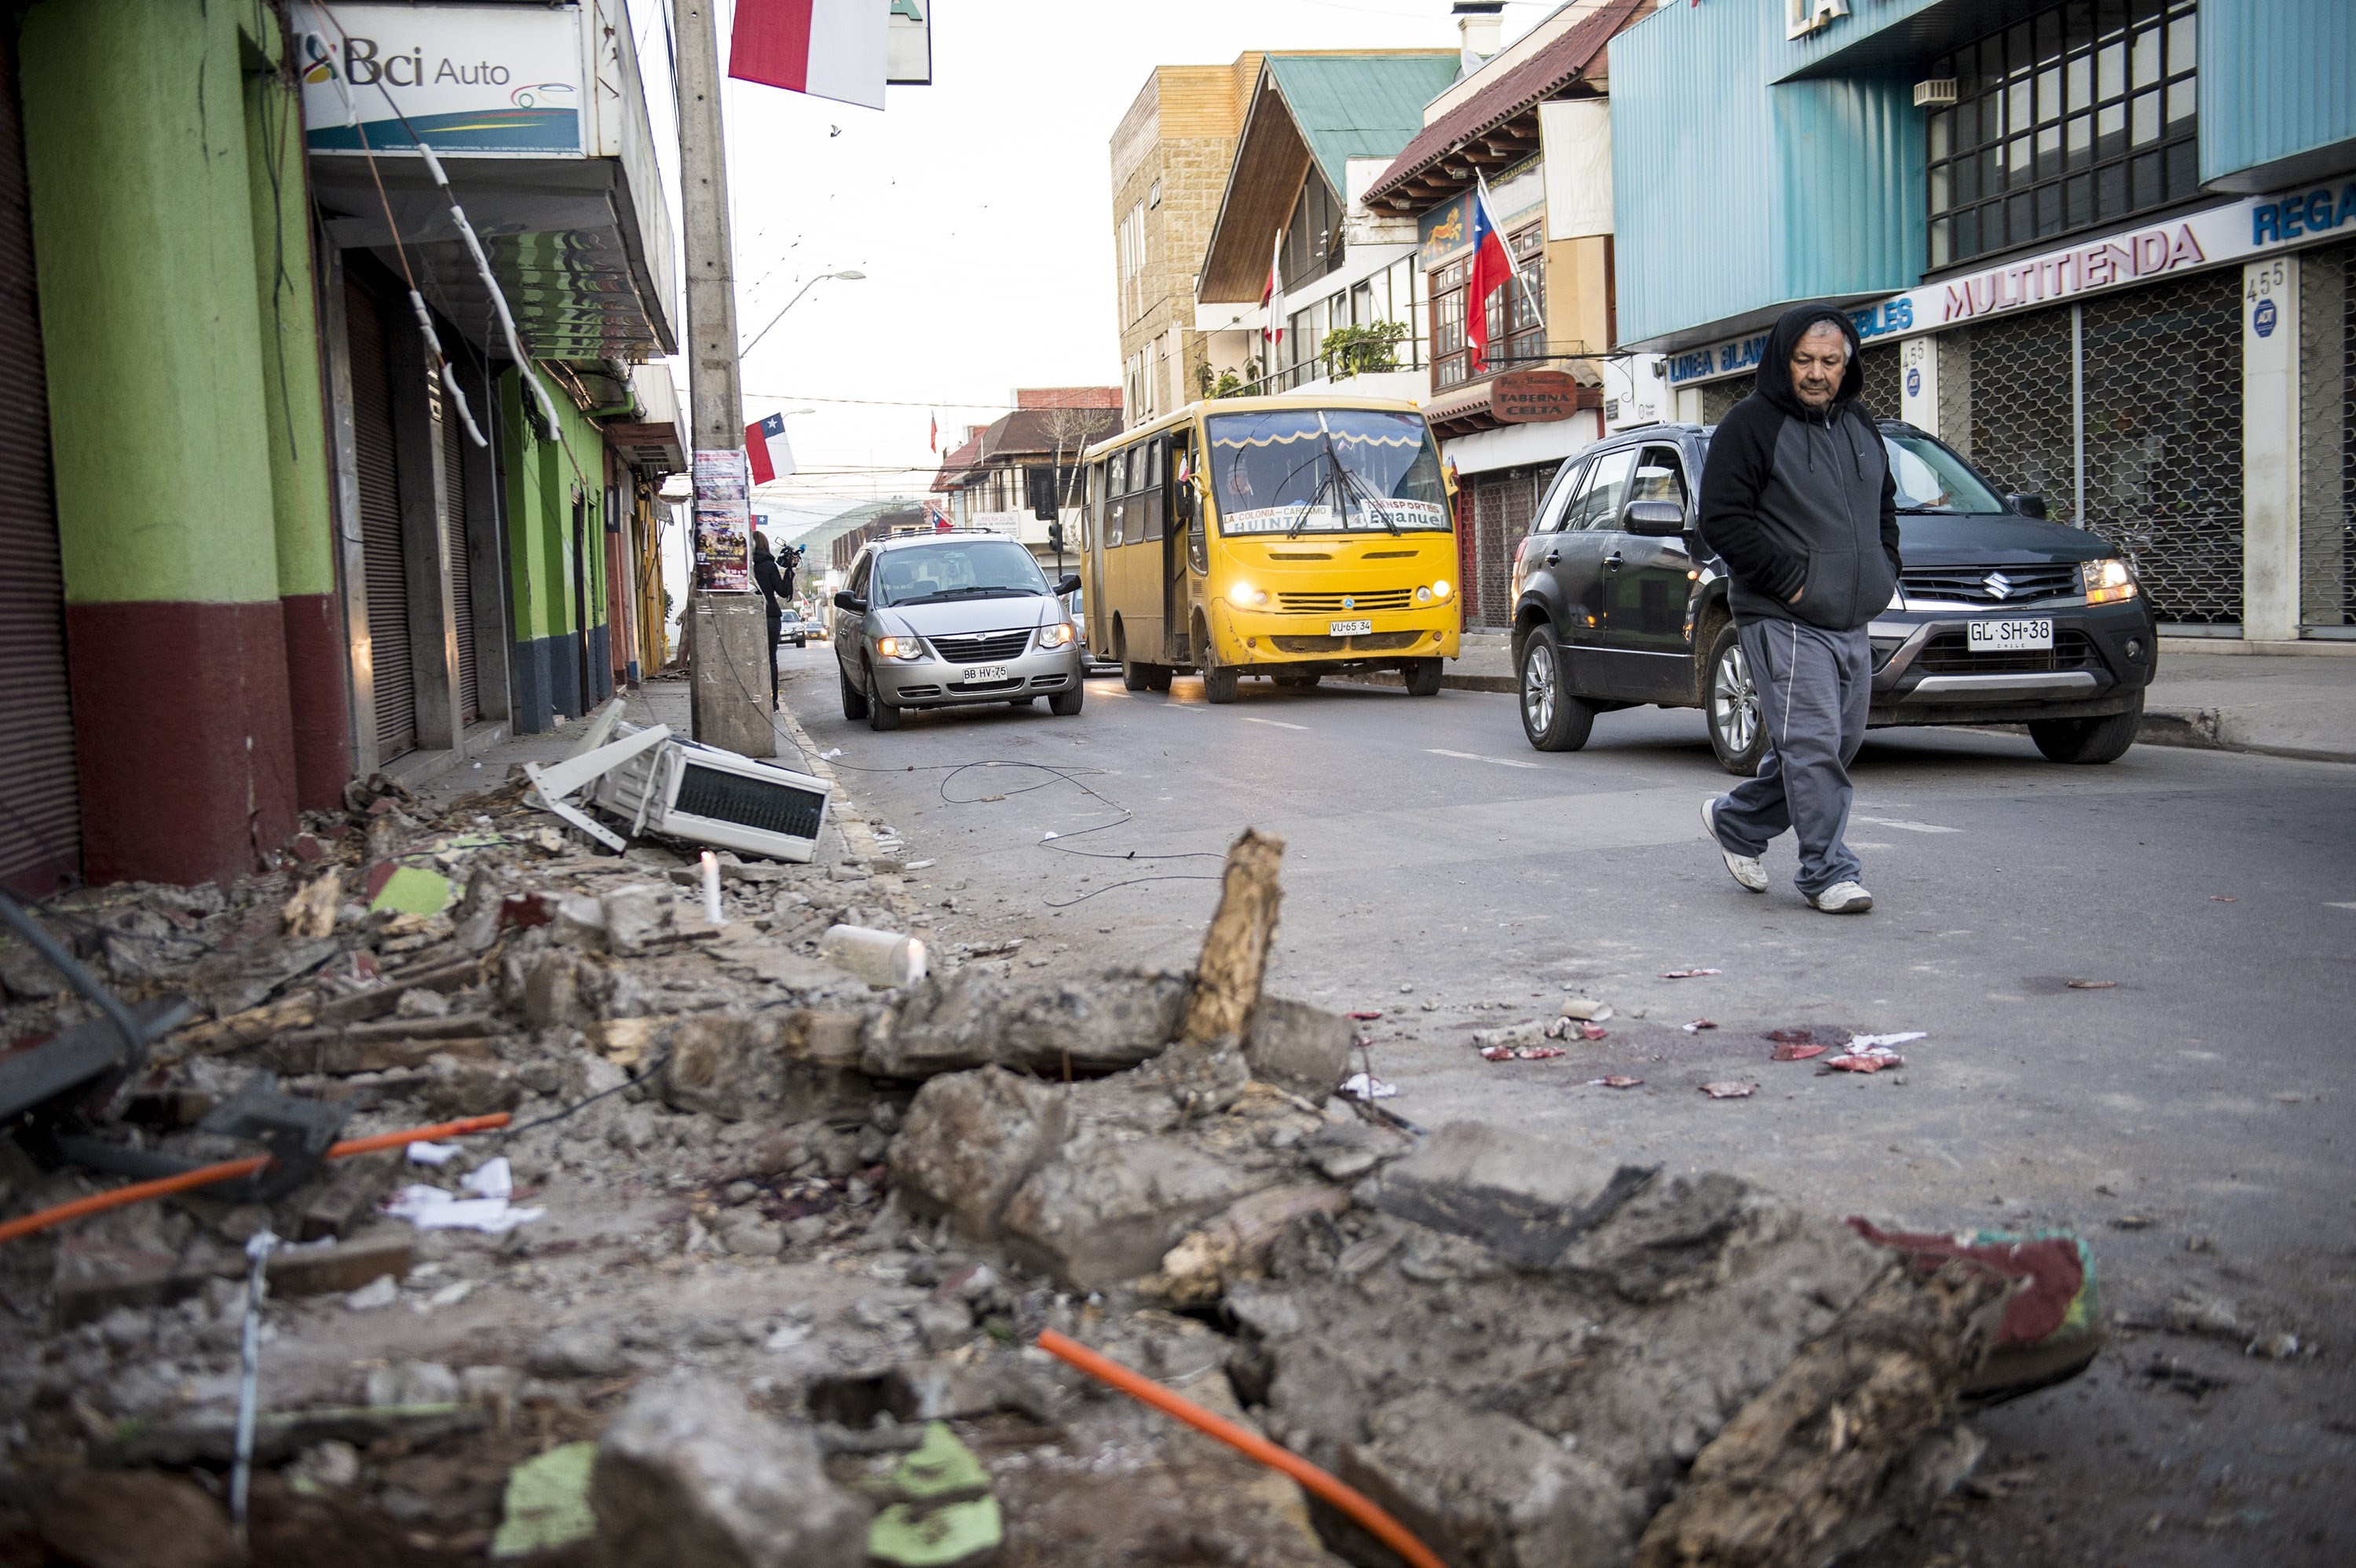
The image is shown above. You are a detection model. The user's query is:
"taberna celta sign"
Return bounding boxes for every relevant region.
[291,2,584,156]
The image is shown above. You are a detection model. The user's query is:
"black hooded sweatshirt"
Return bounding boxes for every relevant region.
[1696,305,1901,632]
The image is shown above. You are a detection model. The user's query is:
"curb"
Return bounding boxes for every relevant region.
[1341,670,1517,694]
[2135,707,2356,765]
[767,693,887,864]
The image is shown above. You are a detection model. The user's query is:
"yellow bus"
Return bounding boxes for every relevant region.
[1078,395,1461,702]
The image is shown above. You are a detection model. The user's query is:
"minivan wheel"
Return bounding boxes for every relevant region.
[839,664,869,721]
[1704,623,1767,777]
[1517,624,1593,751]
[865,662,902,732]
[1048,683,1085,717]
[1403,658,1443,697]
[2029,692,2142,763]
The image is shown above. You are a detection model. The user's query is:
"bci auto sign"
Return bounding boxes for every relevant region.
[293,2,584,156]
[1666,178,2356,386]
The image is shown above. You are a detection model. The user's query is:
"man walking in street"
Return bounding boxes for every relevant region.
[1696,305,1901,914]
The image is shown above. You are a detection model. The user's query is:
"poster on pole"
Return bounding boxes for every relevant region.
[692,448,755,592]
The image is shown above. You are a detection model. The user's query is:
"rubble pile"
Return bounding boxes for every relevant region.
[0,791,2058,1566]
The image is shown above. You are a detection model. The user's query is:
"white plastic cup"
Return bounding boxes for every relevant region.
[819,923,928,988]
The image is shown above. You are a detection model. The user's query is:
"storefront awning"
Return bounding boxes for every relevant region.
[1424,369,1597,438]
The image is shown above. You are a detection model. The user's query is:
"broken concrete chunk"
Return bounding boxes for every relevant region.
[554,895,608,950]
[661,1011,873,1124]
[602,885,677,956]
[1371,1120,1659,1267]
[890,1066,1068,1242]
[529,1325,627,1380]
[868,966,1188,1080]
[1341,1390,1644,1568]
[719,1212,785,1259]
[1242,995,1352,1105]
[592,1377,872,1568]
[999,1119,1284,1292]
[366,1361,459,1408]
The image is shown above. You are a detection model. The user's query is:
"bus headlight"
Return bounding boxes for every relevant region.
[1036,621,1077,650]
[2080,557,2138,605]
[1415,585,1432,604]
[1227,583,1270,609]
[1430,579,1453,602]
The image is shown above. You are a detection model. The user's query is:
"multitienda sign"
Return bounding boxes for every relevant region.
[1667,181,2356,387]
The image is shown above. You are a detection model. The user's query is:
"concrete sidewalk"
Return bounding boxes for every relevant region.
[1410,630,2356,763]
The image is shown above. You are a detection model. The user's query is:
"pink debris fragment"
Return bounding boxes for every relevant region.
[1699,1080,1758,1099]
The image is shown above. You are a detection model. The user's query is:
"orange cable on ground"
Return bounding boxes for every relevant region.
[1034,1329,1446,1568]
[0,1113,512,1247]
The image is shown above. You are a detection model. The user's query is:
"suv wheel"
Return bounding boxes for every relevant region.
[865,661,902,732]
[2029,692,2142,763]
[839,663,869,721]
[1704,623,1767,777]
[1517,624,1593,751]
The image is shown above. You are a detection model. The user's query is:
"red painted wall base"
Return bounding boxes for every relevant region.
[281,592,349,812]
[65,599,300,886]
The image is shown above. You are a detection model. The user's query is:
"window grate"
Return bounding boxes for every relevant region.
[1924,0,2199,269]
[1857,342,1902,420]
[674,764,827,841]
[2300,241,2355,627]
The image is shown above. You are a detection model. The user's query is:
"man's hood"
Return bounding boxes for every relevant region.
[1754,303,1865,418]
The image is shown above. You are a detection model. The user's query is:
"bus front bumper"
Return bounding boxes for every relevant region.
[1206,604,1462,667]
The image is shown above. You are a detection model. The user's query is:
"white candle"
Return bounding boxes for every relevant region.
[700,851,724,926]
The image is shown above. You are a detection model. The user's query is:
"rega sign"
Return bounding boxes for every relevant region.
[292,2,584,156]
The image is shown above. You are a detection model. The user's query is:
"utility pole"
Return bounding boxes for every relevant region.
[674,0,772,756]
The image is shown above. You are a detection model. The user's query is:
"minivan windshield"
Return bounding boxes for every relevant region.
[870,537,1050,607]
[1206,409,1449,536]
[1884,431,2007,514]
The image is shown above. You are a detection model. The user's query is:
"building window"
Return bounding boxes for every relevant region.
[1430,259,1469,390]
[1280,171,1344,294]
[1118,199,1147,325]
[1926,0,2198,269]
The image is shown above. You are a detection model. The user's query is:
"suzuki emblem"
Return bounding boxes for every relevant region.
[1982,572,2014,599]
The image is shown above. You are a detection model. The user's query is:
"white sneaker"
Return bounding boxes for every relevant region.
[1811,881,1875,914]
[1700,798,1768,893]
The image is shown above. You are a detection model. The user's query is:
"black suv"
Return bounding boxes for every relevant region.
[1509,421,2159,770]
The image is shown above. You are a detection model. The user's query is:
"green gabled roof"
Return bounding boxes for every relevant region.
[1262,53,1462,198]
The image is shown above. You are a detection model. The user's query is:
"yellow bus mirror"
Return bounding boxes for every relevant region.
[1443,468,1460,499]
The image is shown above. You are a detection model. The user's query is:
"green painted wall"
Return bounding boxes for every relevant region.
[20,0,287,605]
[245,55,336,600]
[499,368,610,639]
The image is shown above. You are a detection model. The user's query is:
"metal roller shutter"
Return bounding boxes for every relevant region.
[0,35,79,897]
[346,278,416,760]
[438,389,477,724]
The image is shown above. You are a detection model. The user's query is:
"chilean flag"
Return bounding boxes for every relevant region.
[1465,172,1520,376]
[745,411,788,484]
[729,0,887,112]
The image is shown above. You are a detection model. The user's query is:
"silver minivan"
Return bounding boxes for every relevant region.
[831,532,1087,731]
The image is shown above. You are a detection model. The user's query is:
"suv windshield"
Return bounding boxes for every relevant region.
[1883,430,2007,514]
[871,537,1049,607]
[1207,409,1448,536]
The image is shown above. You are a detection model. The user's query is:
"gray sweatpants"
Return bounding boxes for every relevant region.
[1710,619,1872,897]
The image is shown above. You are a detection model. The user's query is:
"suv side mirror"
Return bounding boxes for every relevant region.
[832,590,867,613]
[1622,499,1688,537]
[2006,492,2049,519]
[1054,573,1082,597]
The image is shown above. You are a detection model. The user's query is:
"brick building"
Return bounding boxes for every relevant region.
[1110,57,1267,429]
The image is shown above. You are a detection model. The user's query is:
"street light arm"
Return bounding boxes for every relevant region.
[741,271,863,360]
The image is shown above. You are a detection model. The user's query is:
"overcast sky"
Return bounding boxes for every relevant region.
[627,0,1557,530]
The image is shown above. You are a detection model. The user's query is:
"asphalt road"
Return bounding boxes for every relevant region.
[777,641,2356,1566]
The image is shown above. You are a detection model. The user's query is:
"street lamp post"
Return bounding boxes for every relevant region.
[741,270,865,359]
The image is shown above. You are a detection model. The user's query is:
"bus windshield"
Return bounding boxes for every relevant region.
[1206,409,1449,537]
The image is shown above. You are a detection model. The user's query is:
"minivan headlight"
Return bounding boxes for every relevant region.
[2081,557,2138,605]
[1037,621,1077,650]
[876,634,926,660]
